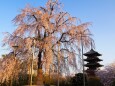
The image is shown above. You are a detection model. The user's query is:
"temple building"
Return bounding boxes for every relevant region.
[84,49,103,76]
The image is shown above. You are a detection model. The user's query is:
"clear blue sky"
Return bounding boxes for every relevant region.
[0,0,115,66]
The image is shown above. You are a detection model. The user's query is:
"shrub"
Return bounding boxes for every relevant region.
[87,77,104,86]
[70,73,88,86]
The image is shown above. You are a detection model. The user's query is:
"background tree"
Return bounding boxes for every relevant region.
[96,62,115,86]
[0,53,20,86]
[3,0,93,85]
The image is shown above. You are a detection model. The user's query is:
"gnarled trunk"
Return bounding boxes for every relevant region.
[36,51,44,85]
[38,51,42,69]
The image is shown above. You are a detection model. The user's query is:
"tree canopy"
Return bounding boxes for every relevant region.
[2,0,93,81]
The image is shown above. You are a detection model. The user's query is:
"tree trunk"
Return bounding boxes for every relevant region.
[36,51,44,85]
[38,51,42,69]
[30,57,33,86]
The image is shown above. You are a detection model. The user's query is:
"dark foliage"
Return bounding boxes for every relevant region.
[87,77,104,86]
[70,73,88,86]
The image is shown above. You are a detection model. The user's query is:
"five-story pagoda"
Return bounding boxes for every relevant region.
[84,49,103,76]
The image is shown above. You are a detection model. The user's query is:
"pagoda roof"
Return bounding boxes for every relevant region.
[84,49,102,56]
[84,58,103,62]
[84,63,103,67]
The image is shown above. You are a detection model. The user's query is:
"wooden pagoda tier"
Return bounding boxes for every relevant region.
[84,49,103,76]
[84,49,102,56]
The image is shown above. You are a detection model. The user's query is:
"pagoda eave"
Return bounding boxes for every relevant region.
[84,59,103,62]
[84,64,103,67]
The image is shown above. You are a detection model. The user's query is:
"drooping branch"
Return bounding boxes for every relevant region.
[2,0,93,77]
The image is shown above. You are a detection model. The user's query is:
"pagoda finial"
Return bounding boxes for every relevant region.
[90,38,95,49]
[91,41,93,49]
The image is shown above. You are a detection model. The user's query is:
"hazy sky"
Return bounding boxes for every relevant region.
[0,0,115,66]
